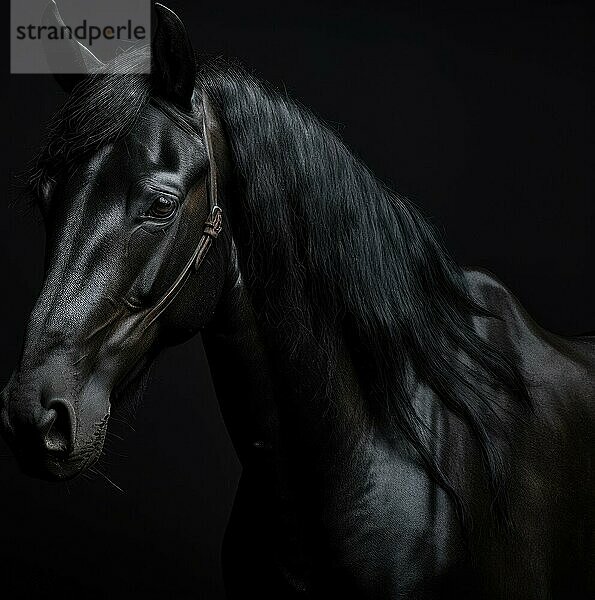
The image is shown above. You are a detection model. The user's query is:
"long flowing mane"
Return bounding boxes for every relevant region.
[199,59,530,520]
[27,51,530,520]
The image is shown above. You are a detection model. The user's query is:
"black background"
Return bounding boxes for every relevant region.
[1,1,593,598]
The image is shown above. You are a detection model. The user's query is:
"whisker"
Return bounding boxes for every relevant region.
[110,416,136,432]
[90,466,125,494]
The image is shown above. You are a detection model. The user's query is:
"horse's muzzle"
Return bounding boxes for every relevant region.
[0,377,107,481]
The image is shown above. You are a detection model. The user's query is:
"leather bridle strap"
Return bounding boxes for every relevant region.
[140,94,223,329]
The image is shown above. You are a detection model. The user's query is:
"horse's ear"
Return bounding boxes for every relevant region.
[152,4,197,111]
[42,1,105,93]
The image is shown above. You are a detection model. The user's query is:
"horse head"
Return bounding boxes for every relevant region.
[0,3,230,480]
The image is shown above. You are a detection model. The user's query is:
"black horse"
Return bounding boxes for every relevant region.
[1,3,593,598]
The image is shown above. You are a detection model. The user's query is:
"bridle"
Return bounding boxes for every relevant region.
[140,94,224,329]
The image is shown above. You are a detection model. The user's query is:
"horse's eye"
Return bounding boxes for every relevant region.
[147,196,177,220]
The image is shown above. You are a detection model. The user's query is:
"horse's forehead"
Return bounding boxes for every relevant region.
[125,104,202,166]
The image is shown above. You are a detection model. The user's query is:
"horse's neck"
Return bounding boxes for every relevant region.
[201,247,279,463]
[200,247,476,577]
[201,244,370,470]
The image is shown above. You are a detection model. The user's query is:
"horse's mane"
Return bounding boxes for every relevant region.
[29,50,530,521]
[198,59,531,521]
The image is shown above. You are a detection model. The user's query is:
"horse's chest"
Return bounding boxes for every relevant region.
[317,445,464,597]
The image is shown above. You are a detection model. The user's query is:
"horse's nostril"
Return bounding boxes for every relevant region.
[42,398,74,453]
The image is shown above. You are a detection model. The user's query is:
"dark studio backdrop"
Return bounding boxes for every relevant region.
[1,0,593,598]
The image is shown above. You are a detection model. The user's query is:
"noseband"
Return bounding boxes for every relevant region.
[140,95,223,328]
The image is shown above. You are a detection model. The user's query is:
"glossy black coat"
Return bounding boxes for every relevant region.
[1,4,593,599]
